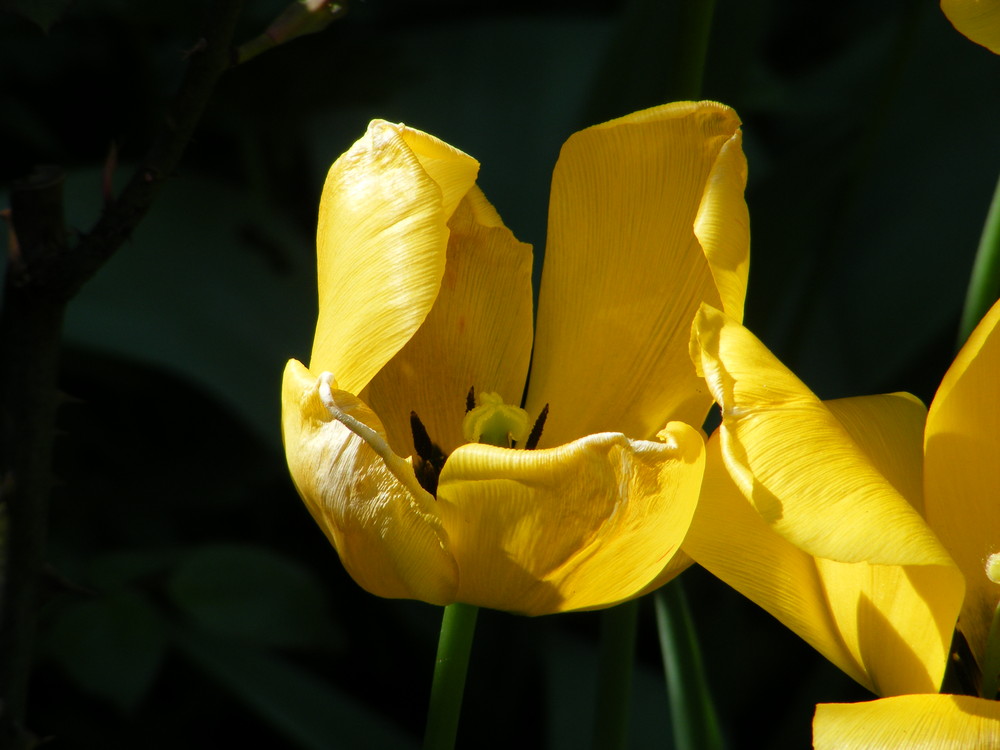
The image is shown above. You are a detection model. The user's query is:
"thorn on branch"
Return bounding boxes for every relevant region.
[182,37,208,60]
[102,142,118,206]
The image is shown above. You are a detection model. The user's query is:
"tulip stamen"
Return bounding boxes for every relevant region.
[522,404,548,450]
[466,386,476,413]
[410,411,447,495]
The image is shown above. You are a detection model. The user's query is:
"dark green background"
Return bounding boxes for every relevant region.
[2,0,998,747]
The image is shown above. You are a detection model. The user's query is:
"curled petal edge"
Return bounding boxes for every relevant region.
[281,359,457,605]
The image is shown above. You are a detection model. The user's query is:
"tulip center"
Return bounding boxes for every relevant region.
[409,388,549,495]
[462,391,530,448]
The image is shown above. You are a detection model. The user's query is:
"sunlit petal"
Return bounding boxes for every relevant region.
[813,694,1000,749]
[942,0,1000,54]
[310,120,480,393]
[695,127,750,323]
[925,298,1000,663]
[526,101,747,446]
[686,306,962,694]
[690,304,953,566]
[684,401,962,696]
[281,359,458,604]
[363,186,534,457]
[434,422,705,615]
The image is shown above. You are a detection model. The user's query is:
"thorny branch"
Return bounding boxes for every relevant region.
[0,2,244,746]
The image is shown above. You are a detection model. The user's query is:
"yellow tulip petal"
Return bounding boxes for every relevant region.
[695,127,750,323]
[823,396,960,696]
[310,120,480,393]
[812,558,960,697]
[362,186,534,457]
[526,101,747,446]
[814,695,1000,749]
[637,549,696,596]
[687,307,962,694]
[281,359,458,604]
[685,434,865,685]
[690,304,952,567]
[942,0,1000,54]
[824,392,928,516]
[435,422,705,615]
[684,405,962,696]
[926,298,1000,663]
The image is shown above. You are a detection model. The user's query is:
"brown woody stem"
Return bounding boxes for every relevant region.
[0,3,244,746]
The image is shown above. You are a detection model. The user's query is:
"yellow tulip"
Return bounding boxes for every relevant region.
[925,297,1000,669]
[684,304,964,696]
[811,298,1000,747]
[942,0,1000,54]
[282,102,749,615]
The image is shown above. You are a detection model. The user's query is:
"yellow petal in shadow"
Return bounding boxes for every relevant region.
[821,396,961,697]
[942,0,1000,54]
[813,694,1000,749]
[435,422,705,615]
[925,298,1000,665]
[310,120,480,392]
[813,554,961,697]
[690,304,953,567]
[363,186,534,458]
[526,101,747,446]
[281,359,458,604]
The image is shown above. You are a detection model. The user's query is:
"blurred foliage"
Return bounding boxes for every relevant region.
[2,0,1000,747]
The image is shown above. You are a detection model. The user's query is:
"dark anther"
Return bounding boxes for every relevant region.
[524,404,549,450]
[946,626,982,697]
[466,386,476,413]
[410,411,447,495]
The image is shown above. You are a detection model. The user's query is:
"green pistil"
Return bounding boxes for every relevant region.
[462,391,530,448]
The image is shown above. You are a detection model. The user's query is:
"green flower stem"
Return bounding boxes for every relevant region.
[592,599,640,750]
[655,581,724,750]
[668,0,717,101]
[422,602,479,750]
[980,600,1000,700]
[959,170,1000,347]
